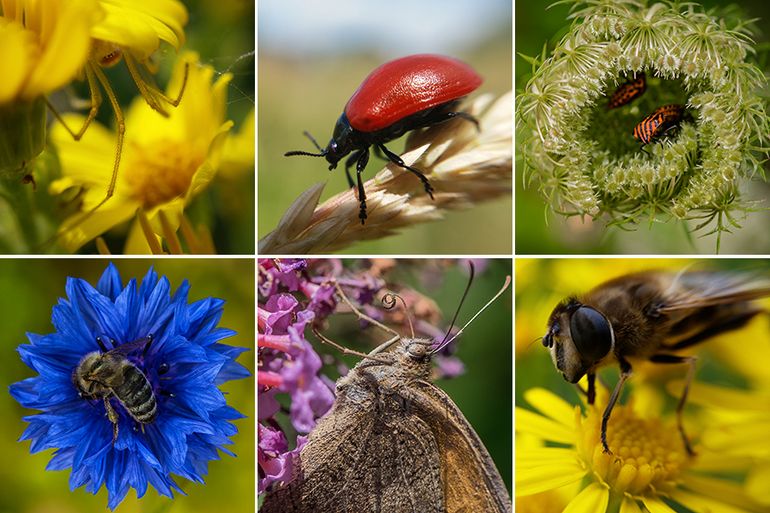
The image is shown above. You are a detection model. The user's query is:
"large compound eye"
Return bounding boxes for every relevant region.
[569,306,613,364]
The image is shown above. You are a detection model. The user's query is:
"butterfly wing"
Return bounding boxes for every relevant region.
[408,380,512,513]
[261,368,445,513]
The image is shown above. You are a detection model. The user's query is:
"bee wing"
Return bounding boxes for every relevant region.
[658,272,770,312]
[103,335,153,356]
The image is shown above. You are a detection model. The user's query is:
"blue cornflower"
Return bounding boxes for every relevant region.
[9,263,250,509]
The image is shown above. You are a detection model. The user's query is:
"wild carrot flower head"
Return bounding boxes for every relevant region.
[516,387,769,513]
[50,51,234,253]
[517,1,770,248]
[9,263,249,509]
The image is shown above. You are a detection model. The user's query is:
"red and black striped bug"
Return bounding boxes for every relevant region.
[607,72,646,109]
[633,104,686,153]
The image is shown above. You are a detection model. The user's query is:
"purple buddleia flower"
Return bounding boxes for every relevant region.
[9,263,250,510]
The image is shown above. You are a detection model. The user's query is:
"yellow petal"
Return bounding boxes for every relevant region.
[670,490,756,513]
[640,497,677,513]
[620,497,643,513]
[516,407,575,444]
[0,20,35,103]
[91,0,187,58]
[524,388,577,425]
[516,461,587,497]
[563,483,609,513]
[50,114,117,191]
[23,0,100,99]
[681,474,768,512]
[57,197,137,252]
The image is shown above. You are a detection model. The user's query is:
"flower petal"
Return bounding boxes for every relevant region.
[563,482,609,513]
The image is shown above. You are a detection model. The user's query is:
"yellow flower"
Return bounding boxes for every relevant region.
[0,0,99,103]
[517,387,770,513]
[91,0,186,59]
[50,52,233,253]
[0,0,100,174]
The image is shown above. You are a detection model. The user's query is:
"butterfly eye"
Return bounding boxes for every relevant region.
[569,306,613,364]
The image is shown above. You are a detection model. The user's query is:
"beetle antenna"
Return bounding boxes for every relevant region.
[433,274,511,354]
[382,293,415,339]
[437,261,476,350]
[284,130,328,157]
[284,150,326,157]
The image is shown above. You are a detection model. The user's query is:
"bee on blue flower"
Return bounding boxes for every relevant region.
[9,263,250,510]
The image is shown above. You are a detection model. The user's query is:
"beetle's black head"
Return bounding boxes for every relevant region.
[544,298,614,383]
[323,113,357,168]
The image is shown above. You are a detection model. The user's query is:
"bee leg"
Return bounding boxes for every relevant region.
[601,359,632,454]
[95,336,109,352]
[103,397,119,444]
[650,353,698,456]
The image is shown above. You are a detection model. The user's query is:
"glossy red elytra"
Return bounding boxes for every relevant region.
[285,54,483,224]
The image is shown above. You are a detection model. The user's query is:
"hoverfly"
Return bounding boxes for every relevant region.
[543,270,770,455]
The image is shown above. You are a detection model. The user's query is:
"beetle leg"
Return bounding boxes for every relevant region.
[343,151,360,189]
[601,358,632,454]
[377,143,434,199]
[650,353,698,456]
[355,149,370,223]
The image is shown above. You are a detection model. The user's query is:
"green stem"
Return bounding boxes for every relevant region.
[0,175,39,252]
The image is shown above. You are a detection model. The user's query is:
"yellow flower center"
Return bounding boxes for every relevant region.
[577,403,691,497]
[125,141,203,209]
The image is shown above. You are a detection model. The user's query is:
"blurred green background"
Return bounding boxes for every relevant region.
[1,259,254,513]
[516,0,770,254]
[265,259,513,494]
[258,0,512,254]
[36,0,256,254]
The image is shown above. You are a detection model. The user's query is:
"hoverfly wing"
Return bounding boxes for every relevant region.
[657,271,770,312]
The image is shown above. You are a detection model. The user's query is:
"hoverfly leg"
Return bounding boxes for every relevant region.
[586,372,596,405]
[650,353,698,456]
[601,359,632,454]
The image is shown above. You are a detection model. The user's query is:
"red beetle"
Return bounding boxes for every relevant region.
[285,54,483,223]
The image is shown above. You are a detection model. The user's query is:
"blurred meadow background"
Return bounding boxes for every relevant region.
[258,0,512,254]
[264,259,513,495]
[516,0,770,254]
[516,257,770,430]
[1,259,254,513]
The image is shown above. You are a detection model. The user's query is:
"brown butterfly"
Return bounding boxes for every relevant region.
[261,267,512,513]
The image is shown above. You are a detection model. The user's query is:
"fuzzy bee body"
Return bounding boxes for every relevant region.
[543,270,770,455]
[607,72,646,109]
[633,104,685,145]
[74,336,157,440]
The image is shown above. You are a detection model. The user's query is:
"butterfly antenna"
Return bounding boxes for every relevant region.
[438,261,476,348]
[433,274,511,354]
[382,293,414,339]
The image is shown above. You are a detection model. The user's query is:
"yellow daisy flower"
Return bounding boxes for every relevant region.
[50,51,233,253]
[0,0,100,175]
[517,387,770,513]
[683,382,770,506]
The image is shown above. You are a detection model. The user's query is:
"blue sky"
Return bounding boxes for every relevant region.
[259,0,511,57]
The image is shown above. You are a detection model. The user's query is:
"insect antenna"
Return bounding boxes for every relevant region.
[436,261,477,351]
[311,326,392,364]
[432,274,511,354]
[285,131,327,157]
